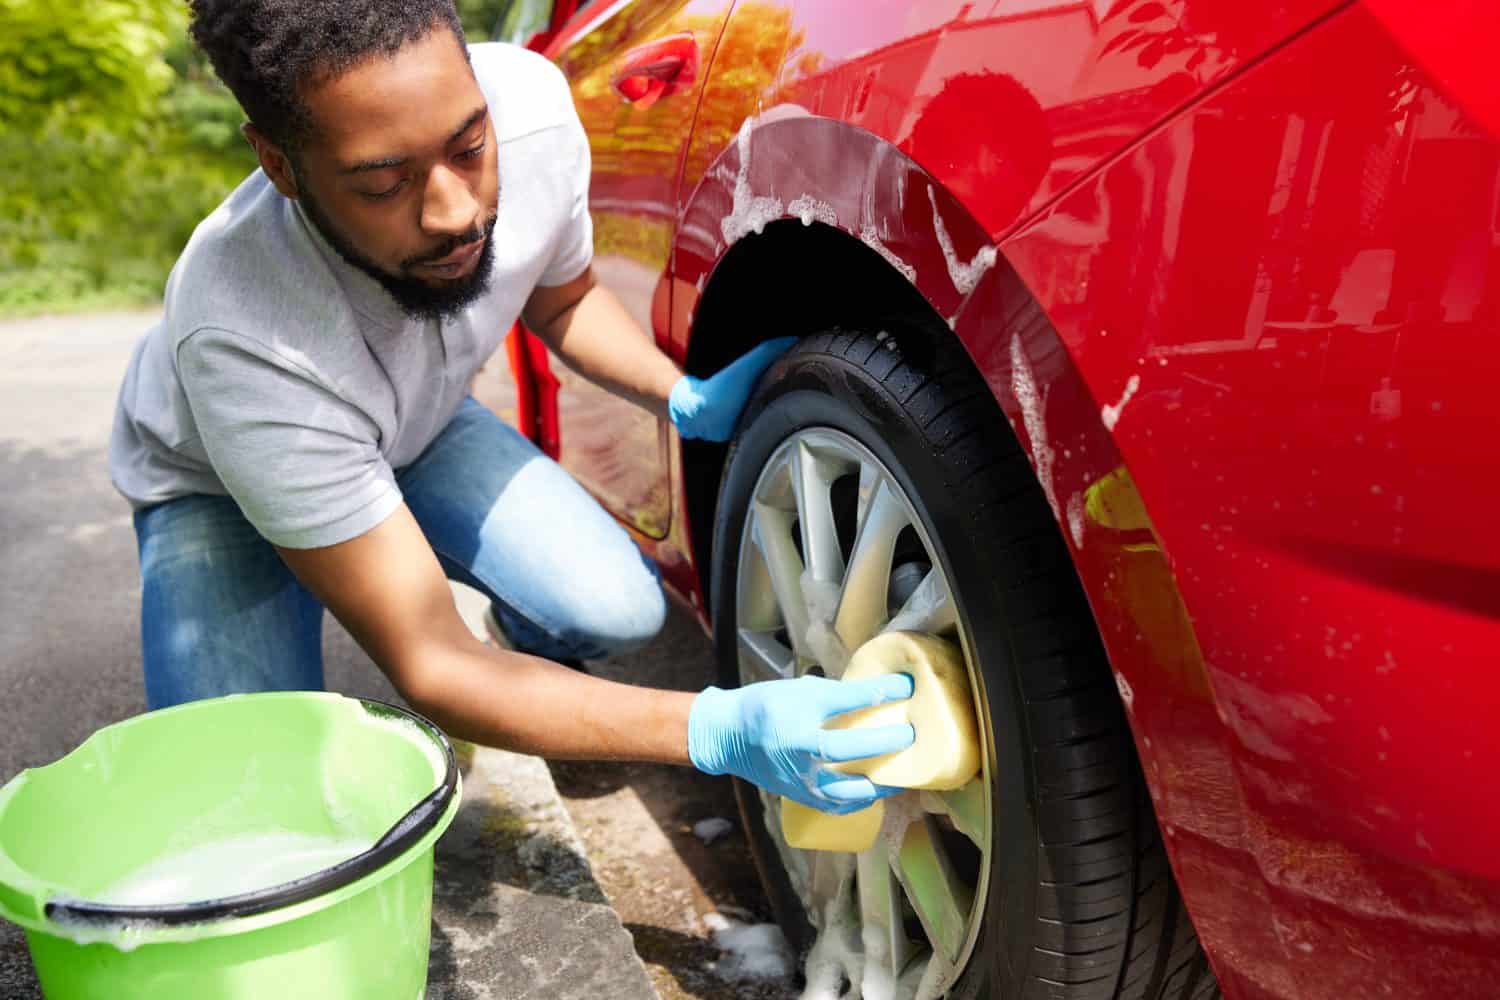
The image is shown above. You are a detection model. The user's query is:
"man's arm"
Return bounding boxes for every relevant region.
[277,503,916,811]
[522,266,681,419]
[522,266,798,443]
[275,503,696,762]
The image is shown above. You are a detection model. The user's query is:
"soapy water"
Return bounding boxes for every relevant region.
[926,186,996,297]
[801,571,853,677]
[1009,335,1060,522]
[45,830,372,952]
[790,792,957,1000]
[96,830,373,906]
[364,711,447,784]
[1101,374,1141,431]
[859,225,918,284]
[693,816,735,845]
[789,194,838,228]
[703,911,796,982]
[722,119,786,245]
[799,855,860,999]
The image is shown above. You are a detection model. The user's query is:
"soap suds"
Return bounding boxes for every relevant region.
[693,817,734,845]
[859,225,917,284]
[703,911,795,982]
[799,855,861,999]
[364,710,447,784]
[786,795,965,999]
[722,121,785,245]
[789,195,838,228]
[96,830,372,906]
[48,829,371,952]
[1066,492,1086,549]
[802,571,852,675]
[46,912,162,953]
[926,186,996,295]
[1101,374,1141,431]
[794,800,944,1000]
[1009,336,1060,520]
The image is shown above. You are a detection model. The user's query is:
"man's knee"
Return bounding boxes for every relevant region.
[574,580,667,656]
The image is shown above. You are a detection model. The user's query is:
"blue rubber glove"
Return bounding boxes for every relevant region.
[688,672,917,815]
[668,337,798,442]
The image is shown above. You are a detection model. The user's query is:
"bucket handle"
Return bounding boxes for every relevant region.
[43,699,458,930]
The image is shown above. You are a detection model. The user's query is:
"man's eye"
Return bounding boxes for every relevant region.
[458,142,486,161]
[362,180,406,201]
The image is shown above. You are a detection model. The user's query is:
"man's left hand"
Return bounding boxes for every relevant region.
[668,337,797,442]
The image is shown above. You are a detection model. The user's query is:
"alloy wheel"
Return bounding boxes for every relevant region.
[734,427,993,999]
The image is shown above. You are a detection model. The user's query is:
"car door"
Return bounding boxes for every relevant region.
[519,0,735,540]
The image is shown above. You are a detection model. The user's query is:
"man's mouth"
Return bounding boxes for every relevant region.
[412,236,486,279]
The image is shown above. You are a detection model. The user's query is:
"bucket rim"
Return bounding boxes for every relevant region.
[37,696,457,930]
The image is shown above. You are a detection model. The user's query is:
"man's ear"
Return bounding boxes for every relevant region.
[242,123,300,200]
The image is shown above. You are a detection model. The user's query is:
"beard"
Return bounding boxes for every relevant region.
[298,185,498,322]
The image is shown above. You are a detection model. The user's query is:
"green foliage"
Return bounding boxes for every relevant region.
[0,0,255,317]
[455,0,513,42]
[0,0,528,317]
[0,0,183,132]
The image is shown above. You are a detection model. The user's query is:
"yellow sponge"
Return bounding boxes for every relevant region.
[780,631,980,853]
[832,631,980,790]
[781,797,883,853]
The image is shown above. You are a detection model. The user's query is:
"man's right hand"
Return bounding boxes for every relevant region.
[686,673,917,814]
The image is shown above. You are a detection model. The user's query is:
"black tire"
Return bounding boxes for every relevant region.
[709,321,1221,999]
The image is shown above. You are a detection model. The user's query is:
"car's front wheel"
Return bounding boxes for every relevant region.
[710,323,1219,999]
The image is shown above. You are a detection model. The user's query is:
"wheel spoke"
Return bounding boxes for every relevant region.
[737,628,794,683]
[855,458,881,537]
[884,567,958,636]
[857,841,911,991]
[921,778,987,850]
[807,850,855,926]
[792,441,847,586]
[751,502,811,661]
[834,477,908,651]
[736,522,781,633]
[893,815,974,965]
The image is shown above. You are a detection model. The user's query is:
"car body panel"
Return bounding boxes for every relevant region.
[498,1,1500,995]
[999,6,1500,995]
[533,0,741,539]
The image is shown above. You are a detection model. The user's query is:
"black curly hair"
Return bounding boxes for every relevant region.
[188,0,467,152]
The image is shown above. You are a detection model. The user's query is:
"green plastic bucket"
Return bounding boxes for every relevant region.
[0,692,461,999]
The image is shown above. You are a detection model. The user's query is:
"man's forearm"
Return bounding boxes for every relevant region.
[529,277,681,419]
[406,634,696,763]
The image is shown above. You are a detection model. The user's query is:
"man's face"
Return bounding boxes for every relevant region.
[289,28,500,320]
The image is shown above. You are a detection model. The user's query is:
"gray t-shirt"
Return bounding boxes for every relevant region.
[108,43,592,549]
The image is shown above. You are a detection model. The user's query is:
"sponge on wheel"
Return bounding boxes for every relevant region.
[832,631,980,790]
[781,797,885,853]
[780,631,981,853]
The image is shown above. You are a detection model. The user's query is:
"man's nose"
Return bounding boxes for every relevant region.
[420,164,480,237]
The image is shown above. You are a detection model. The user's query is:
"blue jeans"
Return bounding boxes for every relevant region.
[134,397,667,709]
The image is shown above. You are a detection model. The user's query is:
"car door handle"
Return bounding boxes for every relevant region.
[611,33,698,109]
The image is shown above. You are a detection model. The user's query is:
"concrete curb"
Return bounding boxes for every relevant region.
[428,743,659,1000]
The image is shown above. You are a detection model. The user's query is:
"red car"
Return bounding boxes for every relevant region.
[477,2,1500,997]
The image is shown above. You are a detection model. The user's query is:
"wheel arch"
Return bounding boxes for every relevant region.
[670,116,1221,887]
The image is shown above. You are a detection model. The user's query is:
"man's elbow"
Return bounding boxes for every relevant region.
[385,645,459,732]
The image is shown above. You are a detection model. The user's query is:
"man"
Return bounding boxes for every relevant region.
[107,0,914,815]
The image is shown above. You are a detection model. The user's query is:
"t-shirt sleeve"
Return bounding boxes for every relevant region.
[176,327,402,549]
[536,78,594,287]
